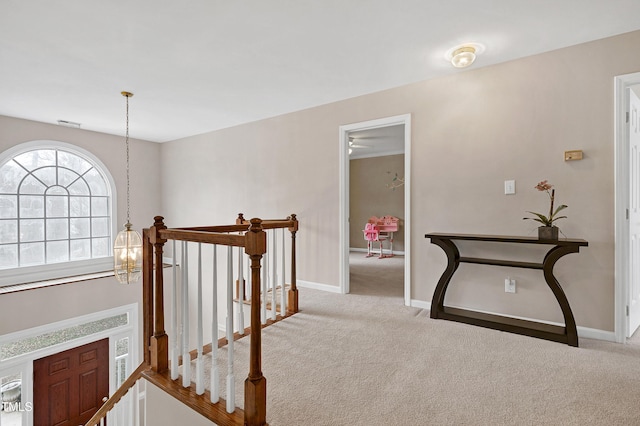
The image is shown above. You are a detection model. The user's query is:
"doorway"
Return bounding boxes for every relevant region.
[33,338,109,425]
[339,114,411,305]
[615,72,640,342]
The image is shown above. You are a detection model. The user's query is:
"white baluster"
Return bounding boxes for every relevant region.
[237,245,245,333]
[281,227,287,317]
[261,246,268,324]
[127,383,134,426]
[271,229,277,320]
[226,245,235,412]
[196,243,204,395]
[211,245,220,403]
[171,240,179,380]
[182,242,190,387]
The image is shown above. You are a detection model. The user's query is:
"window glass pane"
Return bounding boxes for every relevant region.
[14,149,55,169]
[19,195,44,218]
[91,197,108,216]
[92,218,109,237]
[19,219,44,242]
[19,174,46,194]
[46,195,68,217]
[20,242,44,265]
[1,314,128,361]
[58,151,92,175]
[47,186,67,196]
[92,237,110,257]
[69,196,89,217]
[46,218,68,240]
[0,161,27,193]
[58,167,79,187]
[84,168,107,196]
[0,195,17,219]
[0,220,17,243]
[1,146,114,272]
[0,245,18,268]
[0,372,23,424]
[70,218,90,238]
[32,166,56,187]
[47,240,69,263]
[68,179,89,195]
[70,239,90,260]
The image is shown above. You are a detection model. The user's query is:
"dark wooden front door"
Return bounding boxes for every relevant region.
[34,338,109,426]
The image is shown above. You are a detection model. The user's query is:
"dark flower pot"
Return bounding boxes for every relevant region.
[538,226,559,240]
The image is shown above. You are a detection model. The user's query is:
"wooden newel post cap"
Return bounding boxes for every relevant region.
[249,218,263,232]
[151,216,167,244]
[288,213,298,232]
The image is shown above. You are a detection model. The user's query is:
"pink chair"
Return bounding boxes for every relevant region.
[363,222,380,258]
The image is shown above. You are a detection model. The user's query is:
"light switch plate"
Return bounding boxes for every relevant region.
[504,180,516,195]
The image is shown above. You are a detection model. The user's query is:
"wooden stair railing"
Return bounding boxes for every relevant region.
[142,214,299,426]
[84,362,149,426]
[88,214,298,426]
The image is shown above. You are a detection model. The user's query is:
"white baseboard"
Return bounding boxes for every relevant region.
[410,299,431,310]
[410,300,617,343]
[297,279,342,293]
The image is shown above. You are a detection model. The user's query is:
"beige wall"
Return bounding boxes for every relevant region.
[350,154,405,251]
[145,380,216,425]
[0,116,161,349]
[162,30,640,332]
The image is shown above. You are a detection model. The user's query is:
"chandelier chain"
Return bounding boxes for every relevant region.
[125,94,131,224]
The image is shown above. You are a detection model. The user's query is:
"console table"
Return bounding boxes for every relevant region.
[425,233,588,347]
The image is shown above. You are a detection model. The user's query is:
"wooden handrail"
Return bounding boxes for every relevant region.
[84,362,150,426]
[141,214,298,426]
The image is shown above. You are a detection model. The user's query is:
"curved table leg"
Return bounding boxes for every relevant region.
[543,245,580,347]
[429,238,460,319]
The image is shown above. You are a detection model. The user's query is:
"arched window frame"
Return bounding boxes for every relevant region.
[0,140,118,287]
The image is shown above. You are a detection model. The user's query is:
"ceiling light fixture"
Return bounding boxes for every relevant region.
[113,91,142,284]
[445,43,484,69]
[451,46,476,68]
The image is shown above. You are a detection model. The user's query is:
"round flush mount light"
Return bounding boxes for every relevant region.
[445,43,485,68]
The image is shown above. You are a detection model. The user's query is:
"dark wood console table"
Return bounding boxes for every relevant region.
[425,233,588,347]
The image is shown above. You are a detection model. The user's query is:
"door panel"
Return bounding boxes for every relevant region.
[34,338,109,426]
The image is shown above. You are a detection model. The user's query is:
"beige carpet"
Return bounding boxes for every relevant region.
[195,252,640,425]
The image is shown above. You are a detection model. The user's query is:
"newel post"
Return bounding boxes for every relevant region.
[287,214,299,315]
[142,228,153,365]
[149,216,169,372]
[244,218,267,426]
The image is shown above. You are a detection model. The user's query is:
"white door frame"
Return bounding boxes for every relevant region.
[339,114,412,306]
[614,72,640,342]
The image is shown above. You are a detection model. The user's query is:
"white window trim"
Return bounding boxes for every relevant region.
[0,140,118,286]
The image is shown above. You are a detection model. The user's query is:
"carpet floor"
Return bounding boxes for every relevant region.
[195,253,640,425]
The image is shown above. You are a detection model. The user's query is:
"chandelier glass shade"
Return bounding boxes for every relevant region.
[114,222,142,283]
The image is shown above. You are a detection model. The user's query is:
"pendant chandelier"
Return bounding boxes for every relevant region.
[113,91,142,284]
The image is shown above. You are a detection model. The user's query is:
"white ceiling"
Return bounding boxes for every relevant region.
[2,1,640,143]
[349,125,404,159]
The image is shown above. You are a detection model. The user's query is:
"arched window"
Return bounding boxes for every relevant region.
[0,141,116,286]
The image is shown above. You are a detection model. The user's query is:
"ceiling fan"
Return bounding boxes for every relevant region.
[348,136,370,149]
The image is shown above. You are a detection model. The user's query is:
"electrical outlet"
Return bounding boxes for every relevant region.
[505,278,516,293]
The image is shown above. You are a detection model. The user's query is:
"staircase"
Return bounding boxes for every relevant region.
[85,214,299,426]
